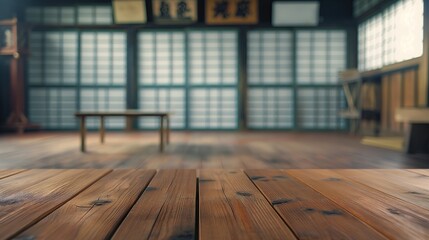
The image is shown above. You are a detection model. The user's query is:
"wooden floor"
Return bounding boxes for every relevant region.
[1,169,429,239]
[0,132,428,169]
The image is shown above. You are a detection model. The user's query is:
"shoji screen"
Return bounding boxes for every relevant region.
[79,31,127,129]
[138,31,186,129]
[358,0,424,71]
[297,88,345,129]
[296,30,346,84]
[77,6,113,25]
[188,30,239,129]
[28,31,78,129]
[358,15,383,71]
[26,7,76,25]
[26,5,113,25]
[247,31,294,129]
[296,30,346,130]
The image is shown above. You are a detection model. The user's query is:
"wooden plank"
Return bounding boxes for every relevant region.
[1,132,429,169]
[288,169,429,240]
[359,169,429,191]
[0,169,67,197]
[408,169,429,176]
[0,169,26,180]
[198,170,297,240]
[403,70,417,108]
[395,108,429,123]
[113,169,196,240]
[75,111,169,117]
[18,169,155,240]
[0,169,110,239]
[381,76,390,132]
[390,73,402,132]
[246,169,386,240]
[337,169,429,210]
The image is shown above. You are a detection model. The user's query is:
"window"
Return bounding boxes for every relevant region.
[29,88,77,129]
[188,30,239,129]
[247,29,347,130]
[248,88,294,129]
[247,30,294,129]
[297,88,345,129]
[80,89,126,129]
[247,31,293,85]
[80,32,126,86]
[138,31,186,129]
[27,30,127,130]
[80,31,127,129]
[139,88,186,129]
[296,30,346,84]
[26,5,113,25]
[358,0,424,71]
[28,31,78,129]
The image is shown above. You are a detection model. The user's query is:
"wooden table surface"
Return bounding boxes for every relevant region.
[1,169,428,240]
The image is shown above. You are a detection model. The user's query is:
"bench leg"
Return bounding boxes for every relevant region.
[80,116,86,152]
[100,116,105,144]
[166,115,170,145]
[126,116,133,132]
[159,116,164,152]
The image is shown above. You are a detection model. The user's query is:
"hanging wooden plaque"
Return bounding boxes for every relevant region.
[205,0,258,25]
[152,0,198,24]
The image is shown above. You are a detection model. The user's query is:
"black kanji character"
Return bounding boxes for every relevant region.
[236,0,250,18]
[213,1,229,18]
[177,1,190,18]
[160,0,171,18]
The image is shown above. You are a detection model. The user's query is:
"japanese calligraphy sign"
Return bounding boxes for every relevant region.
[152,0,198,24]
[113,0,147,23]
[206,0,258,24]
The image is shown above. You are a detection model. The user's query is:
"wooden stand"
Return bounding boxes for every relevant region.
[339,69,381,135]
[1,18,37,134]
[339,70,362,134]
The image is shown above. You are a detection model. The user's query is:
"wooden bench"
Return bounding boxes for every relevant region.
[1,169,429,239]
[395,108,429,154]
[75,111,170,153]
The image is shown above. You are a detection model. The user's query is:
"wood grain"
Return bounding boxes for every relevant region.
[0,169,110,239]
[198,169,297,240]
[1,132,428,169]
[0,169,26,180]
[246,169,386,240]
[381,76,390,132]
[337,169,429,210]
[408,169,429,176]
[390,73,402,132]
[403,70,417,107]
[288,169,429,240]
[17,169,155,240]
[112,169,197,240]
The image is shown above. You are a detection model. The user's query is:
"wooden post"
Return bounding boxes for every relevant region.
[80,116,86,152]
[2,18,35,133]
[159,116,164,152]
[419,0,429,107]
[100,116,105,144]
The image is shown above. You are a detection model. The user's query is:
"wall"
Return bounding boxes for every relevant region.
[381,67,419,134]
[1,0,355,131]
[357,0,428,135]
